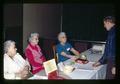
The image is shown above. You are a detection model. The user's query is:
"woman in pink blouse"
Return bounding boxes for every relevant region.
[25,33,46,74]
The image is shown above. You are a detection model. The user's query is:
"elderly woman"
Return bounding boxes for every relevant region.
[56,32,80,63]
[25,33,46,74]
[4,40,31,79]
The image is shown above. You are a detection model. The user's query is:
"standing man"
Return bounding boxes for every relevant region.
[93,16,116,79]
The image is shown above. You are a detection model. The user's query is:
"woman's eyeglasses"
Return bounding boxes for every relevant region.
[33,38,39,41]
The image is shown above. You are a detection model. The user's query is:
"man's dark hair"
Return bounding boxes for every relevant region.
[103,16,115,24]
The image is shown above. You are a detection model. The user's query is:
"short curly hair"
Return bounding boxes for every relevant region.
[4,40,15,53]
[29,33,39,42]
[58,32,66,41]
[103,16,115,24]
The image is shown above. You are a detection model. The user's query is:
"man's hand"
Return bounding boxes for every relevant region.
[111,67,115,75]
[92,61,101,67]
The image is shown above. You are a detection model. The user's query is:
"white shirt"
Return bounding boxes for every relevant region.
[4,53,30,79]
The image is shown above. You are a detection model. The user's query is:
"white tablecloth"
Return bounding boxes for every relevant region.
[81,49,103,62]
[61,59,107,79]
[32,60,106,79]
[29,49,107,79]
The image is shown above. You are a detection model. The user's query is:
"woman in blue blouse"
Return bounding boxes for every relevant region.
[56,32,80,63]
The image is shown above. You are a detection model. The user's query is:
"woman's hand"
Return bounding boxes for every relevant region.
[39,56,46,64]
[39,59,43,64]
[70,56,77,61]
[20,70,29,79]
[16,67,29,79]
[24,65,29,71]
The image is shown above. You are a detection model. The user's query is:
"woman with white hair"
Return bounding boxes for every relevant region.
[25,33,46,74]
[56,32,80,63]
[4,40,31,79]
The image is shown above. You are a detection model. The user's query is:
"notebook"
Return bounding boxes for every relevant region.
[43,59,66,80]
[43,59,57,75]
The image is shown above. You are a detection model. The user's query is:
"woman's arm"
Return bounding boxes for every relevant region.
[61,51,77,60]
[25,49,42,67]
[70,48,80,56]
[4,72,16,79]
[4,59,16,79]
[4,68,21,79]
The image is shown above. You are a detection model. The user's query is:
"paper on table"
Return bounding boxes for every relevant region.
[58,62,65,71]
[43,59,57,75]
[73,62,96,70]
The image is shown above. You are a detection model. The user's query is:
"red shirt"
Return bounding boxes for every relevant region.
[25,43,46,74]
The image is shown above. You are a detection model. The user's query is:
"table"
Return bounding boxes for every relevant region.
[31,62,106,79]
[81,48,104,62]
[29,49,107,79]
[59,48,107,79]
[62,59,107,79]
[28,69,71,79]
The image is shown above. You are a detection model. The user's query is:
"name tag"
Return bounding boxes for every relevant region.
[67,48,70,51]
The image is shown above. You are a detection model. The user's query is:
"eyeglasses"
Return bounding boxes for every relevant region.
[33,38,39,41]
